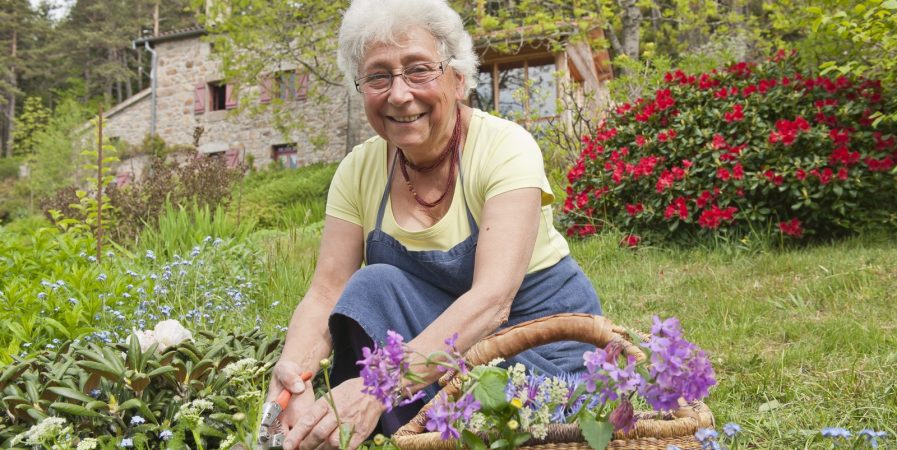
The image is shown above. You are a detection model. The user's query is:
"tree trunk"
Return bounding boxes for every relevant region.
[124,52,133,98]
[619,0,642,61]
[5,29,17,158]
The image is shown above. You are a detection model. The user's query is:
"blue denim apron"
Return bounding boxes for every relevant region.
[328,147,601,432]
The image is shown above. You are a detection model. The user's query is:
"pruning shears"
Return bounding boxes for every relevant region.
[257,370,314,450]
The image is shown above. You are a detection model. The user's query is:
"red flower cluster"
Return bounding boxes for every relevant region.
[726,62,754,78]
[698,205,737,229]
[723,104,744,122]
[626,203,644,217]
[763,170,784,186]
[657,129,678,142]
[664,197,689,220]
[768,117,810,145]
[778,218,803,237]
[621,234,641,248]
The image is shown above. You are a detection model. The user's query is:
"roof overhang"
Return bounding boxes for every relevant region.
[133,26,206,47]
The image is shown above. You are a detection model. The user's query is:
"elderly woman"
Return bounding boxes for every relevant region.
[267,0,601,448]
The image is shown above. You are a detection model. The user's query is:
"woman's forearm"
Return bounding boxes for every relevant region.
[404,285,517,388]
[279,294,335,374]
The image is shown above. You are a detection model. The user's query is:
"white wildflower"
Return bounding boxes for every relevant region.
[508,363,527,388]
[154,319,193,349]
[77,438,99,450]
[486,357,505,367]
[15,417,70,446]
[218,434,236,449]
[467,412,488,433]
[131,329,156,352]
[536,377,569,406]
[221,358,260,380]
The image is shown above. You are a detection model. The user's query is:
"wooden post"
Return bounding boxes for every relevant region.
[153,0,160,37]
[96,105,104,264]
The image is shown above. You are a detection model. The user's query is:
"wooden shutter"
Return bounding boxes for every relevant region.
[259,74,272,104]
[296,71,309,101]
[225,84,238,109]
[114,172,132,187]
[225,148,241,168]
[194,83,206,114]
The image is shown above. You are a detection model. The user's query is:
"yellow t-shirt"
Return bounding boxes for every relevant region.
[325,108,570,273]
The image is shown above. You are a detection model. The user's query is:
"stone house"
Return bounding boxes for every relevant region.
[102,17,612,183]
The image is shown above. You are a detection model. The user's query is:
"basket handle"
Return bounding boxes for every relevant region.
[461,313,645,368]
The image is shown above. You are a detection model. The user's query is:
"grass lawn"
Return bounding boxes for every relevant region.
[566,233,897,448]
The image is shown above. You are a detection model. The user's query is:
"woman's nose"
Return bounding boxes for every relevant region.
[387,75,414,105]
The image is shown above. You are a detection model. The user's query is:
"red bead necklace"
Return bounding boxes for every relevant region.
[396,107,462,208]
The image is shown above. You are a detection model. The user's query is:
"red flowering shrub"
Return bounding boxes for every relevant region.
[560,50,897,242]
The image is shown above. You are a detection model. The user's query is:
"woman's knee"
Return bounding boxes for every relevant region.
[344,264,407,292]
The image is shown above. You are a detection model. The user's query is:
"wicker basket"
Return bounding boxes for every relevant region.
[393,313,714,450]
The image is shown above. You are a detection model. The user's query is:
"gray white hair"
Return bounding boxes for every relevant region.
[337,0,479,95]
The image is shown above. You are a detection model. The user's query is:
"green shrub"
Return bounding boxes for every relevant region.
[560,50,897,244]
[231,163,337,229]
[0,329,280,449]
[0,221,277,363]
[0,158,20,181]
[105,153,245,243]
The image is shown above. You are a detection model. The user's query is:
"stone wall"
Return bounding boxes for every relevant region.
[103,35,373,173]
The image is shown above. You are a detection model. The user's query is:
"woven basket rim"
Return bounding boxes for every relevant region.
[393,401,713,450]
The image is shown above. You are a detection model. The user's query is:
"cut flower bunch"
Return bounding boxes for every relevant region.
[560,50,897,243]
[357,316,715,450]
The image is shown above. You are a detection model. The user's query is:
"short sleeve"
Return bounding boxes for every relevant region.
[480,124,555,206]
[325,151,363,226]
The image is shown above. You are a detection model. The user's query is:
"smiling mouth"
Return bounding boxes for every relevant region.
[390,113,424,123]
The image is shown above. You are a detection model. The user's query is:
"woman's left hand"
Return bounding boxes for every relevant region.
[283,377,385,450]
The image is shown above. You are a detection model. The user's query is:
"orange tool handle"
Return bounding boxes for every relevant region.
[275,371,314,409]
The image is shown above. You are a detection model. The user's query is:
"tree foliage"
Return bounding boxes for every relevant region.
[810,0,897,124]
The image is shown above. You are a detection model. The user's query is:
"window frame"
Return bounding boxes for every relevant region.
[473,52,561,126]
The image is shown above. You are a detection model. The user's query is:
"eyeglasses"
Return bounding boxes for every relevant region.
[355,57,454,94]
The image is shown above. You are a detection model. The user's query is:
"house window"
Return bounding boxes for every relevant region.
[208,82,227,111]
[261,71,309,104]
[474,56,557,124]
[272,143,299,168]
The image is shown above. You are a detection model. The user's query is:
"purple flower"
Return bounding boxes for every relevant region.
[722,422,741,438]
[357,331,409,412]
[821,427,852,439]
[858,429,887,448]
[694,429,721,450]
[608,398,637,433]
[425,393,480,440]
[582,347,644,403]
[639,316,715,411]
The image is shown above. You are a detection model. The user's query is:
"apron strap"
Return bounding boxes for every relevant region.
[375,148,399,231]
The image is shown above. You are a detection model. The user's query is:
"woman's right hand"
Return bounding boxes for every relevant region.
[267,360,315,430]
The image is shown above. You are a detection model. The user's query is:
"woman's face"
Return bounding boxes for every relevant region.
[359,27,465,156]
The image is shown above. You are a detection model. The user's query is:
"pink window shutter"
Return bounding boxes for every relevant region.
[225,84,238,109]
[260,74,272,104]
[296,71,309,101]
[225,149,241,168]
[194,84,206,114]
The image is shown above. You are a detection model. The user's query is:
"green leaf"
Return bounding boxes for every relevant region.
[50,402,106,418]
[579,414,613,450]
[472,366,509,412]
[462,430,488,450]
[47,387,95,403]
[882,0,897,10]
[512,432,532,447]
[489,438,509,449]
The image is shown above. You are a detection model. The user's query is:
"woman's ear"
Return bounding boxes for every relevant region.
[453,70,466,100]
